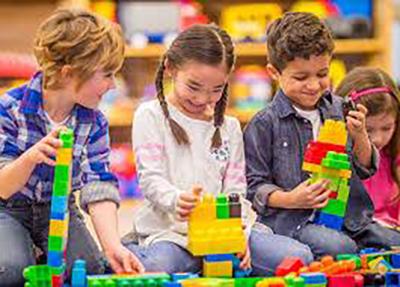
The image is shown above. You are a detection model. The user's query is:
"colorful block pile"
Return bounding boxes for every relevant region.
[302,120,352,230]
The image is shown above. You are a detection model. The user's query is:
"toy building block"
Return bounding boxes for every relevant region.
[275,257,305,277]
[386,271,400,287]
[256,277,286,287]
[71,260,87,287]
[314,213,344,231]
[299,272,327,286]
[203,260,233,278]
[229,193,241,218]
[392,254,400,268]
[328,274,356,287]
[86,273,170,287]
[23,265,52,286]
[217,194,230,219]
[188,192,245,256]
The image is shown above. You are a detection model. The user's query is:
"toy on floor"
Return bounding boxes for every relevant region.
[302,119,351,231]
[188,190,249,278]
[24,129,74,287]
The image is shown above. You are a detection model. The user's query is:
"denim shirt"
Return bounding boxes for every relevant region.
[244,89,376,237]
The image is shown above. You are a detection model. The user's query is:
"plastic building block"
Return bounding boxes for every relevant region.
[49,219,68,237]
[299,272,327,284]
[392,254,400,268]
[203,260,233,278]
[205,254,236,262]
[320,199,346,217]
[216,193,229,219]
[71,260,87,287]
[275,257,305,276]
[328,274,356,287]
[386,272,400,287]
[23,265,52,285]
[228,193,241,218]
[314,212,344,230]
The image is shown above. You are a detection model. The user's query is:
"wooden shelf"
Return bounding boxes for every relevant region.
[126,39,384,59]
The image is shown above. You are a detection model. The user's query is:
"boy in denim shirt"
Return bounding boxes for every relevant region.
[244,12,400,258]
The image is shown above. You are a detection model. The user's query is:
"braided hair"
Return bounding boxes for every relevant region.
[154,24,235,148]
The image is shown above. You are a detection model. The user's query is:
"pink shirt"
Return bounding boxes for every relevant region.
[363,151,400,226]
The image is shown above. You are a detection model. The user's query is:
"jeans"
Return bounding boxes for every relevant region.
[350,222,400,250]
[293,223,358,259]
[123,223,313,276]
[0,196,104,287]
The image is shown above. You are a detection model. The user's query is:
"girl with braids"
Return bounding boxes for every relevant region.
[124,24,314,275]
[336,67,400,228]
[0,8,144,286]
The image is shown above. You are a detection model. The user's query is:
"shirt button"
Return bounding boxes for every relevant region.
[283,142,288,147]
[296,225,301,230]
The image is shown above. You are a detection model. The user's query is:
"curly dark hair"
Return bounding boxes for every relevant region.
[266,12,334,72]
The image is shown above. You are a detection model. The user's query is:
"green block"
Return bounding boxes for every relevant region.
[285,276,305,287]
[337,254,361,268]
[322,152,351,170]
[23,265,52,284]
[53,180,69,196]
[54,165,70,181]
[321,199,347,217]
[48,236,64,251]
[337,184,350,203]
[51,264,66,276]
[216,193,229,219]
[59,128,74,148]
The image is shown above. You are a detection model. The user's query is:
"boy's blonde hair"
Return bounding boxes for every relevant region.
[34,8,125,90]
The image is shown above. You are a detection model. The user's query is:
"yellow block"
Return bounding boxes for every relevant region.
[302,162,322,173]
[49,219,68,237]
[56,148,73,165]
[203,261,233,278]
[256,277,286,287]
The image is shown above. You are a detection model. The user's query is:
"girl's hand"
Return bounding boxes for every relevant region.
[237,244,251,270]
[175,186,202,221]
[288,179,331,209]
[104,244,145,274]
[346,104,369,140]
[24,128,63,166]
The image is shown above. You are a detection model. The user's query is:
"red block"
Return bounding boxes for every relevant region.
[275,257,304,276]
[52,275,63,287]
[328,274,355,287]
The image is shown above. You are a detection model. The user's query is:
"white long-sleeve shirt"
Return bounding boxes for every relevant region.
[130,100,253,247]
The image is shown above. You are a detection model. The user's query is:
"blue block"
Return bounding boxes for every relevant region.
[234,268,252,278]
[359,247,380,255]
[392,254,400,268]
[232,256,241,269]
[204,254,235,262]
[386,272,400,287]
[170,273,198,282]
[300,272,327,284]
[71,260,87,287]
[51,196,68,214]
[314,212,344,230]
[48,251,64,267]
[164,283,182,287]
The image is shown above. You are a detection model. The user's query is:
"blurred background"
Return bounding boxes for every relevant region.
[0,0,399,235]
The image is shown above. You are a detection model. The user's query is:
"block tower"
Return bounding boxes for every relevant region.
[24,128,74,287]
[302,120,352,231]
[187,189,247,278]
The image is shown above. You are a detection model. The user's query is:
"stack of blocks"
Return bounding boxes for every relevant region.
[302,120,352,230]
[187,192,246,278]
[24,128,74,287]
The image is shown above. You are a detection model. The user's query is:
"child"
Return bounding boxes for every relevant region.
[123,24,313,276]
[335,67,400,228]
[0,9,143,286]
[244,12,400,259]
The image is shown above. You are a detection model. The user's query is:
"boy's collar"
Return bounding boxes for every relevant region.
[19,71,95,123]
[273,89,333,119]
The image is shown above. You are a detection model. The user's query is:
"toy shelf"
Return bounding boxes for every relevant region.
[126,39,384,59]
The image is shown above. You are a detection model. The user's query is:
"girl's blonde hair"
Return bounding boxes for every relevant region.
[34,8,125,90]
[335,67,400,201]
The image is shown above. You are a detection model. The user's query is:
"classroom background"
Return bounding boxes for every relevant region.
[0,0,399,237]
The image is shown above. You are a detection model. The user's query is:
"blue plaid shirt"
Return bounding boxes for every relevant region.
[0,72,119,205]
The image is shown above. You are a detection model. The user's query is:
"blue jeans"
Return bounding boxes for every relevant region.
[0,196,104,287]
[123,223,313,276]
[293,223,358,259]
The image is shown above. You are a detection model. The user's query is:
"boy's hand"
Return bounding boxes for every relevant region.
[346,104,369,141]
[104,244,145,274]
[289,179,331,209]
[176,186,202,221]
[24,128,63,166]
[237,244,251,270]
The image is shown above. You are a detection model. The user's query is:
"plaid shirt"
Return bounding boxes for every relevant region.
[0,72,119,205]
